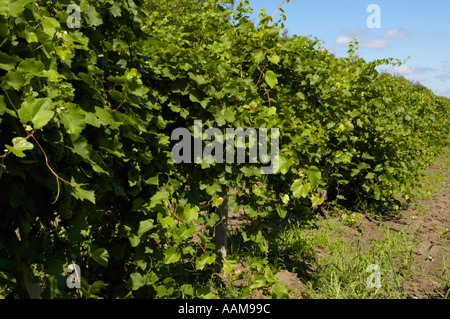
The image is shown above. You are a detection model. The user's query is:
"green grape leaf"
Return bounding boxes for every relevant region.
[164,246,181,264]
[178,224,196,240]
[18,97,54,129]
[150,191,170,203]
[0,52,16,71]
[91,248,109,267]
[291,180,310,199]
[268,54,280,64]
[4,137,34,158]
[277,157,293,175]
[0,0,34,17]
[109,1,122,17]
[273,281,289,299]
[4,71,25,90]
[264,70,278,88]
[180,284,194,296]
[129,272,145,291]
[17,58,45,75]
[211,194,224,208]
[71,186,96,204]
[195,251,216,270]
[138,219,155,237]
[84,5,103,26]
[87,280,108,295]
[60,105,86,135]
[308,165,322,188]
[222,256,237,275]
[311,196,325,207]
[184,204,199,222]
[41,17,60,37]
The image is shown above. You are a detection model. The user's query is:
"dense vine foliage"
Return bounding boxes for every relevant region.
[0,0,449,298]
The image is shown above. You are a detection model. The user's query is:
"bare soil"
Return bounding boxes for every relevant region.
[382,163,450,298]
[229,155,450,299]
[281,159,450,298]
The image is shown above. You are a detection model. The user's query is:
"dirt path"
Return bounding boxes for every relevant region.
[273,154,450,299]
[225,152,450,298]
[364,159,450,298]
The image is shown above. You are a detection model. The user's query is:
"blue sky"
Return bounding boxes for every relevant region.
[246,0,450,98]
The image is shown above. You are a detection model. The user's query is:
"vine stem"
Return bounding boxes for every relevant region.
[116,99,126,111]
[256,49,276,87]
[72,260,83,298]
[156,184,206,253]
[270,0,289,25]
[1,131,87,202]
[266,90,271,108]
[293,166,344,214]
[0,132,36,177]
[0,157,4,179]
[4,89,19,118]
[29,133,87,203]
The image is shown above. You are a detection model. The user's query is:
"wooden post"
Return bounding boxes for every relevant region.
[215,196,229,266]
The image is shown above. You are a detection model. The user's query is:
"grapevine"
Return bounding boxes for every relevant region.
[0,0,448,299]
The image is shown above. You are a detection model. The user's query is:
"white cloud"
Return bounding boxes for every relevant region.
[389,65,415,74]
[383,28,411,39]
[334,27,409,50]
[335,26,392,49]
[387,65,436,75]
[341,27,368,37]
[445,66,450,73]
[359,39,390,49]
[334,37,390,49]
[335,36,352,45]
